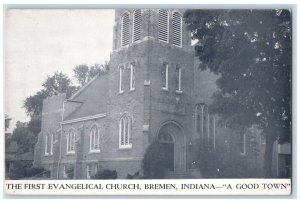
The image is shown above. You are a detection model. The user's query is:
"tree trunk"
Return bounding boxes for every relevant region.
[263,131,276,178]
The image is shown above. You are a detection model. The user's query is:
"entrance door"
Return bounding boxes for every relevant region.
[162,143,174,171]
[158,122,186,173]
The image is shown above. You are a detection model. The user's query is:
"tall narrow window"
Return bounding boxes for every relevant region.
[50,133,54,155]
[238,133,246,155]
[172,12,182,47]
[119,114,132,149]
[119,66,124,93]
[158,9,169,43]
[130,64,135,90]
[121,12,130,47]
[176,66,182,92]
[90,126,100,152]
[162,63,168,90]
[45,133,51,155]
[132,9,142,42]
[67,129,76,154]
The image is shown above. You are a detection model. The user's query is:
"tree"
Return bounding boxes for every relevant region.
[184,9,291,177]
[11,121,36,154]
[24,71,77,118]
[73,62,109,87]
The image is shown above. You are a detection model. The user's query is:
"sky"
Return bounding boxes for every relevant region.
[4,9,115,132]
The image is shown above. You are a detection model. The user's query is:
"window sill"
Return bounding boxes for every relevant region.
[129,88,135,92]
[66,152,75,155]
[118,91,124,95]
[161,88,169,92]
[119,145,132,150]
[172,43,183,48]
[89,150,101,154]
[175,90,183,94]
[44,154,53,157]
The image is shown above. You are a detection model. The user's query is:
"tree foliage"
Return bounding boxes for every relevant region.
[11,121,36,154]
[24,71,77,118]
[73,62,109,87]
[184,9,291,177]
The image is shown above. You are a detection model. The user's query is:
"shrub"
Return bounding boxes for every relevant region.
[126,171,140,179]
[25,166,48,177]
[91,169,117,179]
[8,161,32,180]
[142,141,169,179]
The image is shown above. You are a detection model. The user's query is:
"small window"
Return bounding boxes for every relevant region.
[130,64,136,91]
[63,165,68,178]
[158,9,169,43]
[121,12,130,47]
[67,129,76,154]
[90,126,100,152]
[119,114,132,149]
[162,63,169,90]
[172,12,183,47]
[175,66,182,93]
[132,9,142,42]
[86,164,92,179]
[119,66,124,93]
[63,164,74,179]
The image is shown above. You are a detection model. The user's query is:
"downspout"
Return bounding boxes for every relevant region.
[57,100,66,179]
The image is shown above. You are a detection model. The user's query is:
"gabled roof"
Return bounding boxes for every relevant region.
[63,74,109,121]
[69,74,100,100]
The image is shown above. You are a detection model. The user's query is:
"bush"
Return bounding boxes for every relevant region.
[126,171,140,179]
[8,161,32,180]
[91,169,117,179]
[142,141,169,179]
[197,151,224,178]
[25,166,50,178]
[8,162,50,179]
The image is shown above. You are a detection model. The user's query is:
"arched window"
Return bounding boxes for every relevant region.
[158,9,169,43]
[119,114,132,149]
[67,129,76,153]
[172,12,182,47]
[121,12,130,47]
[195,104,216,152]
[90,125,100,152]
[132,9,142,42]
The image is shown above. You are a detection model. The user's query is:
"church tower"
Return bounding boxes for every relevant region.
[108,9,196,176]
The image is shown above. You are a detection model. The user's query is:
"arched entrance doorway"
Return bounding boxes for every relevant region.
[157,121,186,173]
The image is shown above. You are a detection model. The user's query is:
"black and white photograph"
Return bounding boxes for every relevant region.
[3,5,293,196]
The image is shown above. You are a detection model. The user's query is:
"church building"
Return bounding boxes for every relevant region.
[33,9,262,179]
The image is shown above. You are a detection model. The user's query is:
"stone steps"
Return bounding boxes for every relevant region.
[165,170,202,179]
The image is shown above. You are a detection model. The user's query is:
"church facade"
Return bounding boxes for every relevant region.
[33,9,264,179]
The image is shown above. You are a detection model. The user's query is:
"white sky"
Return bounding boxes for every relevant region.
[4,9,115,131]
